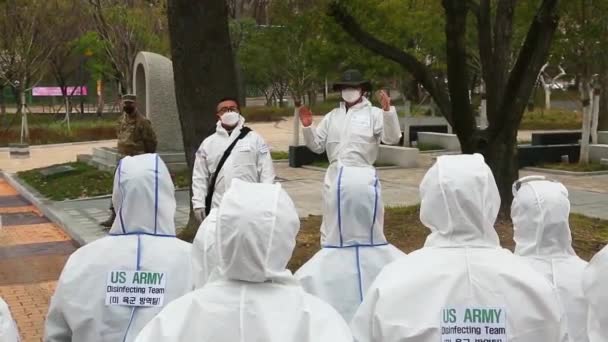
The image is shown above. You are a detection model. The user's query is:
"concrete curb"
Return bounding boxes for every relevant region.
[0,139,117,152]
[1,171,89,246]
[524,167,608,177]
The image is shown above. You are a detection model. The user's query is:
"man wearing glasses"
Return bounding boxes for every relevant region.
[191,97,275,223]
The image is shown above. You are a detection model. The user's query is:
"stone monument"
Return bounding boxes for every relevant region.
[89,51,187,172]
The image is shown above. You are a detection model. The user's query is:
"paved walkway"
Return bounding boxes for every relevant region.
[0,140,116,173]
[0,177,78,342]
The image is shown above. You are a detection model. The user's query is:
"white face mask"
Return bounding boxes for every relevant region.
[341,88,362,104]
[220,111,240,127]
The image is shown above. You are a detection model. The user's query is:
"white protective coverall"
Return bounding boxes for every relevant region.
[295,166,406,322]
[350,154,568,342]
[135,180,353,342]
[44,154,193,342]
[0,297,20,342]
[583,245,608,342]
[302,98,401,241]
[192,117,275,212]
[191,208,218,288]
[512,176,589,342]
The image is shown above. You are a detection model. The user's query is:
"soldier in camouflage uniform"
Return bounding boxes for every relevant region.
[100,94,158,227]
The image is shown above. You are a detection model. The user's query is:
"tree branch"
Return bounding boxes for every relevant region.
[442,0,476,149]
[490,0,515,117]
[493,0,561,137]
[328,1,452,123]
[477,0,493,111]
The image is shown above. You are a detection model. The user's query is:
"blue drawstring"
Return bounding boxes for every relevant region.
[109,232,176,238]
[337,167,344,247]
[154,154,159,235]
[322,243,389,249]
[370,174,379,245]
[117,160,126,234]
[355,246,363,302]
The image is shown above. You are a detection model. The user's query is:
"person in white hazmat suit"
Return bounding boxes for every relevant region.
[191,208,218,288]
[350,154,568,342]
[295,166,406,322]
[134,180,353,342]
[44,154,193,342]
[298,69,401,242]
[191,97,275,223]
[512,176,589,342]
[1,297,20,342]
[583,244,608,342]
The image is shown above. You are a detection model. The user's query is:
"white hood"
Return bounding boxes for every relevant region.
[584,245,608,342]
[420,154,500,247]
[512,177,576,257]
[110,154,176,236]
[323,166,386,247]
[216,179,300,282]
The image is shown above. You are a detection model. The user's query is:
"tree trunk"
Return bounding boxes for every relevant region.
[0,85,5,119]
[591,88,600,144]
[483,130,519,212]
[96,79,105,117]
[235,64,247,107]
[544,86,551,109]
[167,0,238,237]
[599,71,608,131]
[580,80,592,164]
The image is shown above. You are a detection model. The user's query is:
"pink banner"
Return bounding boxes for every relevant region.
[32,86,88,97]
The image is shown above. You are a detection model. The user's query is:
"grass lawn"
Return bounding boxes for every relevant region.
[1,114,118,147]
[18,162,191,201]
[520,109,581,130]
[287,205,608,270]
[271,151,289,160]
[539,162,608,173]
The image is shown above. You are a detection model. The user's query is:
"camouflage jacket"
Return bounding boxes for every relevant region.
[116,111,157,156]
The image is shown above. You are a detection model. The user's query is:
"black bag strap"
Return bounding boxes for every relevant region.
[205,127,252,215]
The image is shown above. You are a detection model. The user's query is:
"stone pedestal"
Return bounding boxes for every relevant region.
[133,51,184,153]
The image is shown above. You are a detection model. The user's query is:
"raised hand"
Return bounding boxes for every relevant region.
[298,106,313,127]
[378,90,391,111]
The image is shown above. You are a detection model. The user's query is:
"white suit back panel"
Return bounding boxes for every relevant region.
[134,276,353,341]
[296,166,405,322]
[45,236,192,342]
[297,245,404,322]
[351,247,566,342]
[45,154,193,342]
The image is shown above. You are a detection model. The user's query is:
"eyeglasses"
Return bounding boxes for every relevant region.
[512,176,558,196]
[217,106,239,114]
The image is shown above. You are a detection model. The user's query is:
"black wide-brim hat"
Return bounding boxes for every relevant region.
[332,69,372,92]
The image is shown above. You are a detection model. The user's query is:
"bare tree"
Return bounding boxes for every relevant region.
[86,0,168,94]
[0,0,56,142]
[47,0,88,129]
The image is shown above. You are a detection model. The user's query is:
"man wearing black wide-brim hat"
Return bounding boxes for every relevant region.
[298,69,401,242]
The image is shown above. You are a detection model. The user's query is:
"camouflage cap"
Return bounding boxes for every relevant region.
[122,94,136,103]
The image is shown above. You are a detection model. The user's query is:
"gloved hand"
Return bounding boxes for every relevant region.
[194,208,206,223]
